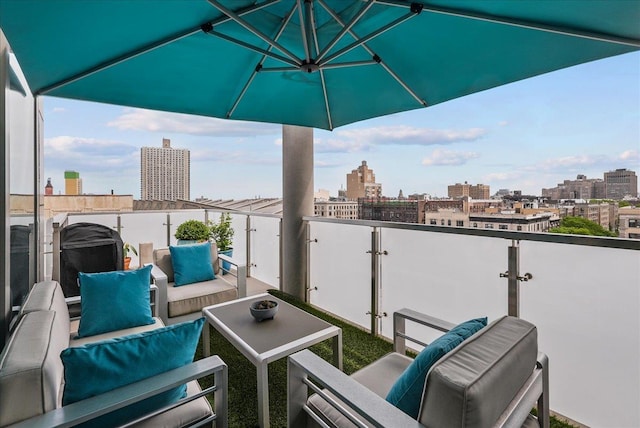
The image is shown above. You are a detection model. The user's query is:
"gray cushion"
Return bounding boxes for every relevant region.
[0,311,69,426]
[307,352,413,428]
[153,242,220,283]
[134,380,213,428]
[167,280,237,318]
[18,280,70,336]
[420,316,537,428]
[70,317,165,346]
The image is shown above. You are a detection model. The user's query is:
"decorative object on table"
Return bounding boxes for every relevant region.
[250,300,278,322]
[209,213,234,273]
[175,219,210,245]
[123,243,138,270]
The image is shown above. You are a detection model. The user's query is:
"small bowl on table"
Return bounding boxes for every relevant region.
[250,299,278,322]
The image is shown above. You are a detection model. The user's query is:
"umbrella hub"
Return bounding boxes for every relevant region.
[300,61,319,74]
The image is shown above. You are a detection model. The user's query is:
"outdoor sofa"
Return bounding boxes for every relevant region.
[0,279,228,427]
[151,242,247,325]
[288,309,549,428]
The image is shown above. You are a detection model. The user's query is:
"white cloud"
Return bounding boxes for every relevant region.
[337,126,487,147]
[45,136,137,165]
[314,137,369,153]
[619,149,639,162]
[108,108,280,137]
[422,149,480,166]
[535,155,605,171]
[483,171,523,182]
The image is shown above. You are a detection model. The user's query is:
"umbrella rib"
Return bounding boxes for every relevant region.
[309,0,333,130]
[36,0,279,95]
[207,0,302,65]
[377,0,640,47]
[206,30,299,68]
[297,0,311,63]
[37,27,199,95]
[318,0,427,106]
[317,10,418,67]
[321,60,378,69]
[227,2,298,119]
[316,0,375,62]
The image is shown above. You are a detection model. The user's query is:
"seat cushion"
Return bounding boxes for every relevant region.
[77,265,155,338]
[70,317,164,346]
[419,316,538,428]
[306,352,413,428]
[0,311,68,426]
[134,380,213,428]
[167,279,238,318]
[61,318,205,427]
[386,317,487,418]
[169,243,215,286]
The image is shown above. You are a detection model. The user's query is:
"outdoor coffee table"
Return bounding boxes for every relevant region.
[202,293,343,428]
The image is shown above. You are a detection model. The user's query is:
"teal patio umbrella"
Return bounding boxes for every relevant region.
[1,0,638,130]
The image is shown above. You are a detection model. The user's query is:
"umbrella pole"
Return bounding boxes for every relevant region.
[282,125,314,301]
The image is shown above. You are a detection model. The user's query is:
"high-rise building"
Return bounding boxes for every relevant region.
[604,169,637,199]
[448,182,490,199]
[140,138,190,201]
[64,171,82,195]
[346,161,381,200]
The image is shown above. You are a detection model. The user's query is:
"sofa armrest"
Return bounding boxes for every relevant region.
[149,263,169,324]
[11,356,228,428]
[217,253,247,298]
[288,350,422,428]
[393,308,456,354]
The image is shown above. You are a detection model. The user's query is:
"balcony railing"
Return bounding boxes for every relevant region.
[48,209,640,428]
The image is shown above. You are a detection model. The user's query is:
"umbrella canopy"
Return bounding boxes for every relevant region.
[1,0,638,130]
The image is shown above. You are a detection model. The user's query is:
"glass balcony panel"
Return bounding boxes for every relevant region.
[520,241,640,428]
[118,211,171,268]
[309,221,372,330]
[206,210,246,265]
[249,216,280,287]
[379,228,507,344]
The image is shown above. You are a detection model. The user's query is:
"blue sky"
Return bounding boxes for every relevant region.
[43,51,639,200]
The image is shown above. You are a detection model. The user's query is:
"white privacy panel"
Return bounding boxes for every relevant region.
[520,241,640,428]
[308,221,372,330]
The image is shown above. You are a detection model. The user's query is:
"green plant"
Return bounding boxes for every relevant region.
[209,213,234,251]
[175,219,210,241]
[123,243,138,258]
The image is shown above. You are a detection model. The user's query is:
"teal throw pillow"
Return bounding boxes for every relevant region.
[170,242,215,286]
[77,265,154,338]
[61,317,205,427]
[385,317,487,418]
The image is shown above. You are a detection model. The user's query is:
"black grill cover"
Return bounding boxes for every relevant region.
[60,222,123,297]
[10,225,31,307]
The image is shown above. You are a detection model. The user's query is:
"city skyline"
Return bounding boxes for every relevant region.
[42,51,639,199]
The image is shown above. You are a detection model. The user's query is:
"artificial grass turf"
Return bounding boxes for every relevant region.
[196,290,393,427]
[197,290,575,428]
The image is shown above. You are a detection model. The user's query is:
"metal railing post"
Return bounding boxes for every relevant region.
[278,218,283,292]
[370,227,380,335]
[116,214,122,236]
[51,214,68,282]
[246,215,252,277]
[305,221,311,303]
[164,213,171,246]
[498,240,534,317]
[507,241,519,317]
